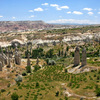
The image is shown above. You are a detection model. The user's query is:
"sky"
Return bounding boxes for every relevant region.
[0,0,100,24]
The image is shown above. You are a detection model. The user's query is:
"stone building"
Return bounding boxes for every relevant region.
[81,48,87,66]
[74,47,80,66]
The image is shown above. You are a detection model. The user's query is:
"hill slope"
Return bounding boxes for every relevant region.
[0,21,72,33]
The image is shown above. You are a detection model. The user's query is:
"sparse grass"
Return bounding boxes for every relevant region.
[1,28,100,100]
[0,60,100,100]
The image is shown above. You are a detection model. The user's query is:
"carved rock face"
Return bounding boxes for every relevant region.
[74,47,80,66]
[0,47,9,68]
[81,48,87,66]
[15,54,21,65]
[0,61,2,71]
[0,54,4,67]
[27,53,30,66]
[15,50,21,65]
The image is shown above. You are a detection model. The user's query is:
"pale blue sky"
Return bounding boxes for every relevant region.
[0,0,100,24]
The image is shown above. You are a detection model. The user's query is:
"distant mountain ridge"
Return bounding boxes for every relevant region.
[0,21,66,33]
[0,20,81,33]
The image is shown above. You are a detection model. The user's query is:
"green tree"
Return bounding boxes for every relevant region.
[61,50,63,56]
[25,50,30,58]
[46,49,54,58]
[65,96,68,100]
[32,48,44,58]
[58,50,61,57]
[32,49,39,58]
[55,91,59,96]
[26,66,31,73]
[64,51,67,57]
[66,46,69,51]
[65,69,67,73]
[34,65,41,72]
[36,82,39,88]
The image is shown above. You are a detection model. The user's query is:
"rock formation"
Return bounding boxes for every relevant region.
[81,48,87,66]
[27,53,31,66]
[74,47,80,66]
[15,46,21,65]
[0,61,2,71]
[36,57,39,65]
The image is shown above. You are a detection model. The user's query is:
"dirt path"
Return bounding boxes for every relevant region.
[61,83,99,100]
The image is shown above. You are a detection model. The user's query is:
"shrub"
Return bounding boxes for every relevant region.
[16,82,20,86]
[97,76,100,80]
[15,75,22,83]
[26,66,31,73]
[45,49,54,58]
[95,88,100,97]
[41,87,45,90]
[65,96,68,100]
[32,48,44,58]
[36,82,39,88]
[65,69,67,73]
[11,92,19,100]
[14,88,17,90]
[33,95,38,100]
[98,70,100,74]
[58,50,61,57]
[55,91,59,96]
[25,50,30,58]
[7,91,11,95]
[22,71,27,76]
[80,97,84,100]
[7,83,11,87]
[91,70,95,72]
[67,82,72,87]
[1,89,6,92]
[45,58,49,65]
[48,60,56,65]
[34,65,41,72]
[94,74,96,77]
[66,46,69,51]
